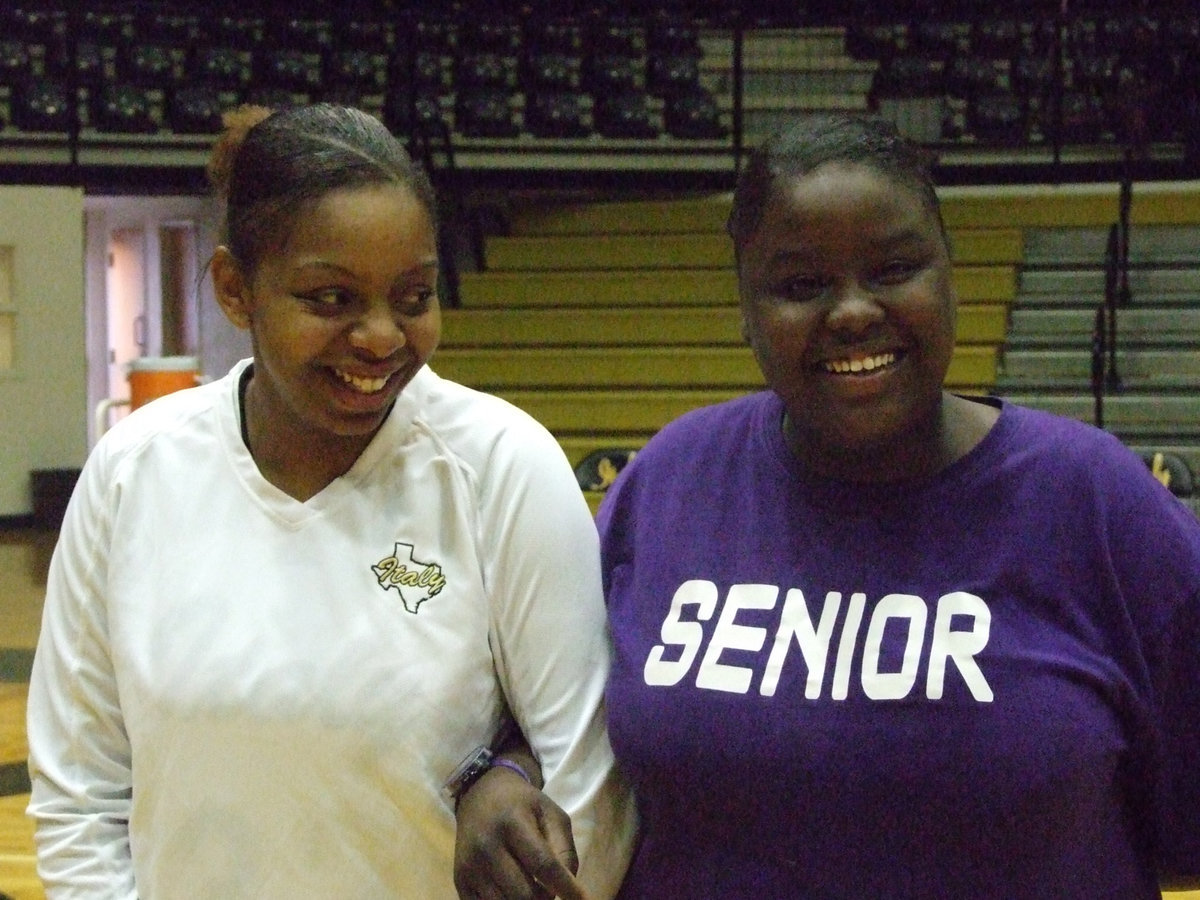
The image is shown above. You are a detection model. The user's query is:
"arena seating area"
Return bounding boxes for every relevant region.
[2,0,1198,516]
[0,0,1198,184]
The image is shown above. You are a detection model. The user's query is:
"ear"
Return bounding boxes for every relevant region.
[211,247,254,331]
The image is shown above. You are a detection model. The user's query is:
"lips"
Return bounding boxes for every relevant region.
[820,351,898,375]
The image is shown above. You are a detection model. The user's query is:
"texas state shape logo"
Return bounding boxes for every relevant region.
[371,542,447,614]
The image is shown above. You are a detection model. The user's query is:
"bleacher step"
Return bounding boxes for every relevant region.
[483,229,1022,272]
[435,345,996,391]
[1000,349,1200,381]
[435,346,767,389]
[1017,268,1200,299]
[485,233,734,271]
[507,195,729,236]
[458,269,738,307]
[938,186,1200,230]
[1007,306,1200,344]
[443,306,743,346]
[442,303,1009,347]
[498,388,745,435]
[1024,225,1200,266]
[992,392,1200,436]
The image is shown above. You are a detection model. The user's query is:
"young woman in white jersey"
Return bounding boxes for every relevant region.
[26,103,634,899]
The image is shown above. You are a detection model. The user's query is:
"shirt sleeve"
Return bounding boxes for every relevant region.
[477,418,637,898]
[1104,462,1200,885]
[1154,578,1200,884]
[25,443,139,899]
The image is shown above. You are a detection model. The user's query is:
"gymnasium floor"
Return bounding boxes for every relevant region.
[0,528,50,900]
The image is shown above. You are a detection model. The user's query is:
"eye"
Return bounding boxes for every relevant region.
[394,286,437,317]
[874,259,923,285]
[299,287,352,310]
[772,273,827,303]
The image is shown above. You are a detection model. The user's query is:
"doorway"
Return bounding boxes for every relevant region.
[85,195,247,444]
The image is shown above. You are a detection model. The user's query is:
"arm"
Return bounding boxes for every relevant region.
[1103,459,1200,888]
[25,451,138,898]
[468,417,636,899]
[1153,577,1200,890]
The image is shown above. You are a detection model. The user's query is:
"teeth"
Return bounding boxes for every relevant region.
[823,352,896,375]
[336,369,388,393]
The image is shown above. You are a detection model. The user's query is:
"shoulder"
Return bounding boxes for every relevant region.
[63,364,240,538]
[92,364,237,472]
[630,390,772,471]
[1002,401,1118,447]
[413,366,568,471]
[996,399,1200,538]
[997,401,1148,479]
[597,391,773,527]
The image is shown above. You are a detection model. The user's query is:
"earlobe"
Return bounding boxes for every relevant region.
[211,247,253,331]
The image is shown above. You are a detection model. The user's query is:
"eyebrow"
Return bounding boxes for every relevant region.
[765,226,938,270]
[295,256,440,278]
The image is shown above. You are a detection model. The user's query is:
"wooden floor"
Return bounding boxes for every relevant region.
[1,525,1198,899]
[0,527,50,900]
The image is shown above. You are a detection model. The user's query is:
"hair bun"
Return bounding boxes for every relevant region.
[206,105,275,199]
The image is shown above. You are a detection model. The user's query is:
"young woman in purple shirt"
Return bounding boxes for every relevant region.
[454,113,1200,899]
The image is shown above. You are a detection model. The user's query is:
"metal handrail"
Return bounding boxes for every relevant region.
[1093,227,1116,428]
[1093,162,1135,428]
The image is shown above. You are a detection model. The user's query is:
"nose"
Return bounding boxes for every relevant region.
[349,303,406,358]
[825,280,884,334]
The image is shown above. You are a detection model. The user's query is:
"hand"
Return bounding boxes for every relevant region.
[454,765,589,900]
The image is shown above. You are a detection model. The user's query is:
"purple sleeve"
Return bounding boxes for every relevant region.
[1152,575,1200,880]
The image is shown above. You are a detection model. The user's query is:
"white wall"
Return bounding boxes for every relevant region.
[0,186,87,517]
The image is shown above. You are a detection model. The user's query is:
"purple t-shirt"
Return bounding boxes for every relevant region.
[598,391,1200,898]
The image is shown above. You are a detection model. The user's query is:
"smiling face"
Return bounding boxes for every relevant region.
[737,160,957,480]
[214,181,440,471]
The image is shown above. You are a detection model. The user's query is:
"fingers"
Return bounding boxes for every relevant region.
[504,811,585,900]
[454,769,588,900]
[455,845,553,900]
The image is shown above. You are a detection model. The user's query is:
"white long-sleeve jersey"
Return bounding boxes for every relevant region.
[27,359,635,899]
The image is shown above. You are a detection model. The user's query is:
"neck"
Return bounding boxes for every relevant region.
[239,370,373,502]
[782,393,995,484]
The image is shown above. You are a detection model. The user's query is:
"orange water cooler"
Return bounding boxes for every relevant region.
[95,355,202,436]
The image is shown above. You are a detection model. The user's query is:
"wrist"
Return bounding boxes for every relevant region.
[444,746,537,809]
[488,756,534,787]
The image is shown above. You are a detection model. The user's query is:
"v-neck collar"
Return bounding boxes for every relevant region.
[220,358,422,524]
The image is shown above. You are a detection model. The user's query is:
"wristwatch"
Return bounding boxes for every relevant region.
[443,745,495,805]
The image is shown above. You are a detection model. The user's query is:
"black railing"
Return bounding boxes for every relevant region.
[1092,153,1134,427]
